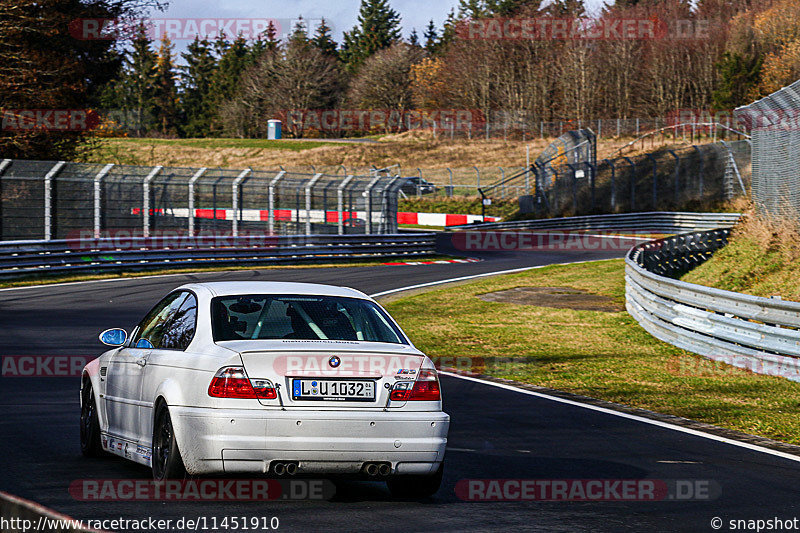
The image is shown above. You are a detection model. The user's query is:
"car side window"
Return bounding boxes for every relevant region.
[160,293,198,351]
[131,292,186,349]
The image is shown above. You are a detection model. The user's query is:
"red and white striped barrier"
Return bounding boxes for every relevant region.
[132,208,499,227]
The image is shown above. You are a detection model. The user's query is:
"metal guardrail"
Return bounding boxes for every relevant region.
[0,233,437,279]
[449,212,743,233]
[625,230,800,382]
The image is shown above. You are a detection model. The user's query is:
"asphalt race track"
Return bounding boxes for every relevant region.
[1,234,799,532]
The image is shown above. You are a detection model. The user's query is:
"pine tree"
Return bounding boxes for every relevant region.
[341,0,403,72]
[312,18,338,58]
[458,0,486,18]
[485,0,541,15]
[712,52,763,109]
[207,35,250,134]
[153,37,179,135]
[125,24,158,136]
[264,20,281,52]
[409,28,420,47]
[545,0,585,16]
[423,20,438,53]
[181,36,217,137]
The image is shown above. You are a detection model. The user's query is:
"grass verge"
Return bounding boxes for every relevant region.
[384,258,800,444]
[683,209,800,301]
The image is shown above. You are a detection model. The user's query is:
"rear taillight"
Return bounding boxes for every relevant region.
[390,368,441,401]
[208,367,277,399]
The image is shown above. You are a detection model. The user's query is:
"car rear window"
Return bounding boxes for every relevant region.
[211,294,407,344]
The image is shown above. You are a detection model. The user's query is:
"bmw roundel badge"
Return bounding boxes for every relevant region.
[329,356,341,368]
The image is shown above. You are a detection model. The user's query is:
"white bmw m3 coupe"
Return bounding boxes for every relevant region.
[80,281,449,497]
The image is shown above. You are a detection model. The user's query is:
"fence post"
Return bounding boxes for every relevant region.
[304,173,323,235]
[623,157,636,211]
[474,166,480,189]
[93,164,114,239]
[667,150,680,206]
[381,176,401,233]
[0,159,9,240]
[231,168,251,237]
[142,166,163,238]
[646,154,658,208]
[635,118,639,137]
[416,167,422,196]
[268,170,286,235]
[43,161,66,241]
[566,163,578,214]
[188,167,207,237]
[587,162,596,211]
[616,118,620,138]
[447,167,453,197]
[692,145,704,197]
[499,167,505,199]
[605,159,616,210]
[337,175,355,235]
[364,175,383,235]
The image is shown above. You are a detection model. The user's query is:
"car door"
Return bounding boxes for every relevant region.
[139,292,198,446]
[105,292,184,444]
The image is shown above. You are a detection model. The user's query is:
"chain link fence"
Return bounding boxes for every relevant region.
[0,160,404,241]
[380,112,747,142]
[735,79,800,218]
[498,140,751,219]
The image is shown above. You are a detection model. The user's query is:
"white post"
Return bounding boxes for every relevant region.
[43,161,66,241]
[304,173,323,235]
[188,167,207,237]
[337,175,355,235]
[231,168,251,237]
[526,145,531,194]
[0,159,10,241]
[142,166,163,238]
[268,170,286,235]
[364,175,382,235]
[93,164,114,239]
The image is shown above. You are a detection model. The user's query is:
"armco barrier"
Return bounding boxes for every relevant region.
[450,212,742,233]
[625,230,800,382]
[0,491,100,532]
[0,233,436,280]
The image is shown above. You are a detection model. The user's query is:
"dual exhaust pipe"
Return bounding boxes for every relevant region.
[363,462,391,477]
[271,461,298,476]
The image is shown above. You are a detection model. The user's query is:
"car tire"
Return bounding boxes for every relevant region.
[80,382,103,457]
[387,462,443,499]
[152,403,186,480]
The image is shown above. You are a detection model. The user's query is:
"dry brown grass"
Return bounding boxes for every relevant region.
[683,199,800,300]
[83,132,659,186]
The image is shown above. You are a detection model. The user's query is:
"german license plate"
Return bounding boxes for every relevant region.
[291,378,375,402]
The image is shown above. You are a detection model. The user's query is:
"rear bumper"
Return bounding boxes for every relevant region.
[171,406,449,475]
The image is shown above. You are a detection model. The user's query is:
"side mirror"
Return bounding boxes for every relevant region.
[99,328,128,347]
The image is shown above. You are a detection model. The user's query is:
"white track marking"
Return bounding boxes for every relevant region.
[439,372,800,464]
[369,260,602,298]
[367,269,800,465]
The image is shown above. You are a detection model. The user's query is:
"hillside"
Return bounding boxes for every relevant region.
[682,208,800,301]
